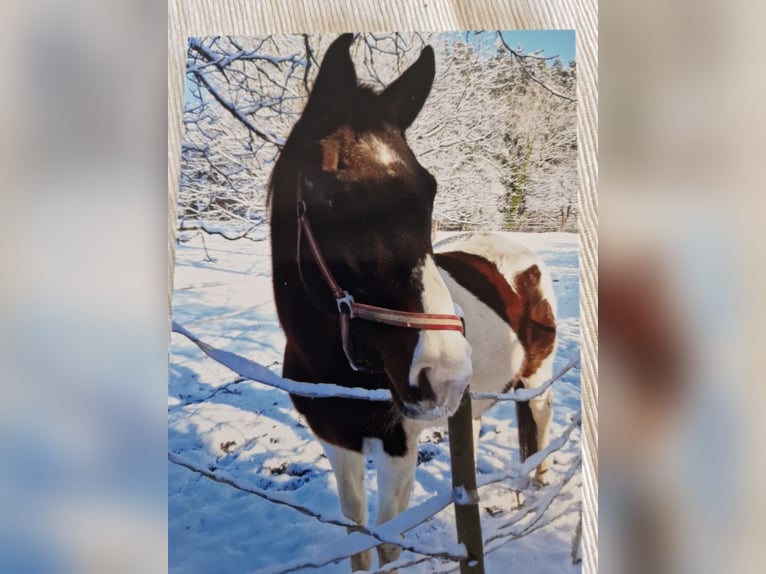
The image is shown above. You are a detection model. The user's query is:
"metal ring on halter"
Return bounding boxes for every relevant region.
[336,291,355,317]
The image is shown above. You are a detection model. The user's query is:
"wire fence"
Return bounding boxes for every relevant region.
[169,321,582,572]
[171,321,579,403]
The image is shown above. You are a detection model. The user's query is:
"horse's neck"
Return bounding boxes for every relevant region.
[270,173,379,386]
[270,201,343,376]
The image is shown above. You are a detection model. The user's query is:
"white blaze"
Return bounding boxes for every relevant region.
[407,255,473,418]
[364,135,400,167]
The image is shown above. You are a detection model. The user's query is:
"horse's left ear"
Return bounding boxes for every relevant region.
[299,33,357,137]
[381,45,435,130]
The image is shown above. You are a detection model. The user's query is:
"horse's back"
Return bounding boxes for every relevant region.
[434,233,557,414]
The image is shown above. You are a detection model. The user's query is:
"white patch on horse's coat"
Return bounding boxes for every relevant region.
[363,135,401,167]
[321,442,374,570]
[363,437,417,525]
[319,440,368,525]
[408,255,473,418]
[362,437,418,565]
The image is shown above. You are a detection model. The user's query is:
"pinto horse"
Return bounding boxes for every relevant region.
[269,34,557,571]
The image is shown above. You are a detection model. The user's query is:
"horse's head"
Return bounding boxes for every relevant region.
[274,34,472,420]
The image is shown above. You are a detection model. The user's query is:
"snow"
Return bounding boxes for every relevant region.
[452,485,480,506]
[169,230,581,573]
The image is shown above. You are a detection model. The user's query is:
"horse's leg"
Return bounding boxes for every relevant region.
[373,439,418,568]
[528,387,553,482]
[518,356,555,483]
[320,440,371,572]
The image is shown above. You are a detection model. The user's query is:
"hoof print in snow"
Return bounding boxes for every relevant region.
[286,464,312,478]
[417,447,437,465]
[269,437,279,444]
[484,506,504,517]
[259,462,317,491]
[476,461,493,474]
[219,440,237,453]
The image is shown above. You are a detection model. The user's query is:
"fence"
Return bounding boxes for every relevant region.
[169,321,581,573]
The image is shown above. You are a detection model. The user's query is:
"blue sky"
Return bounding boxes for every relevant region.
[453,30,576,65]
[500,30,575,64]
[503,30,575,64]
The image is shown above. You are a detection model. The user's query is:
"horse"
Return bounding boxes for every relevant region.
[268,34,557,571]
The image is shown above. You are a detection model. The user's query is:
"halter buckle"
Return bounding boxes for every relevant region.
[336,291,355,317]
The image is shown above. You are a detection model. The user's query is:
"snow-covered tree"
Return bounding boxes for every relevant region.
[178,32,577,237]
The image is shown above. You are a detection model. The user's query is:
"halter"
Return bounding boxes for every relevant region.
[295,177,465,372]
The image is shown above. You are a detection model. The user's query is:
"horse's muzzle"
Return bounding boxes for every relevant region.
[399,376,467,421]
[400,401,450,421]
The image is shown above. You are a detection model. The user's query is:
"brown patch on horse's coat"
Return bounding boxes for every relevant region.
[435,251,524,332]
[435,252,556,379]
[514,265,557,378]
[320,138,340,171]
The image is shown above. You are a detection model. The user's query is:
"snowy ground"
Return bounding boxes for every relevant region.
[168,230,581,573]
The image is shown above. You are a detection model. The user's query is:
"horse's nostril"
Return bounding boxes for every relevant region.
[415,368,436,402]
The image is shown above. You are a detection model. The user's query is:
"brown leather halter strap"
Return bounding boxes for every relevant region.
[295,179,464,371]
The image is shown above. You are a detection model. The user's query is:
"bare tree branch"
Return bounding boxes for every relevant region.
[190,68,285,148]
[496,32,577,103]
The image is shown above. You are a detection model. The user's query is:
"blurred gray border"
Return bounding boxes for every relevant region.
[167,1,598,571]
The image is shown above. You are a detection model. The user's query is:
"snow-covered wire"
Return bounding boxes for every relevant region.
[434,507,582,574]
[172,321,393,401]
[169,409,579,573]
[373,553,433,572]
[168,452,467,568]
[169,451,348,525]
[471,355,580,402]
[477,415,582,492]
[420,454,582,574]
[172,321,577,403]
[492,453,582,539]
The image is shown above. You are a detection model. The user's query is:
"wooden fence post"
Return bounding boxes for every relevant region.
[448,387,485,574]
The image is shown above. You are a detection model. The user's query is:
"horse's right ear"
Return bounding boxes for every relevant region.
[300,33,357,136]
[381,45,435,130]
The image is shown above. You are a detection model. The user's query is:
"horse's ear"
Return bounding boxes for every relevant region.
[381,45,435,130]
[301,33,357,135]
